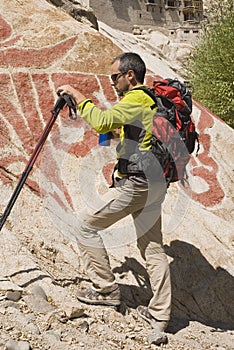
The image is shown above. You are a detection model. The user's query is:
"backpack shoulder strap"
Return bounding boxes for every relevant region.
[133,86,176,111]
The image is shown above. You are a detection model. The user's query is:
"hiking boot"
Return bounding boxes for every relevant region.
[137,305,168,331]
[76,287,121,306]
[137,306,168,345]
[137,305,168,332]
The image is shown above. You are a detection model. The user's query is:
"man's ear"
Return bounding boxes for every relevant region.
[128,70,137,84]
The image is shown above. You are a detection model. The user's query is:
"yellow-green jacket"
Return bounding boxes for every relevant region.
[78,85,156,176]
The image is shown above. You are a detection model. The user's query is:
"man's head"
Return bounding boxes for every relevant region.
[110,52,146,95]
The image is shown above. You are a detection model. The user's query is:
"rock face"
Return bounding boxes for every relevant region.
[46,0,99,30]
[0,1,233,349]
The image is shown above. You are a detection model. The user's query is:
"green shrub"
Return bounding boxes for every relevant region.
[186,1,234,127]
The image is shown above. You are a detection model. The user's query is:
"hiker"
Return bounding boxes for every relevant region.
[58,52,171,345]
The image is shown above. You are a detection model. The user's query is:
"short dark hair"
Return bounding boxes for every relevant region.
[111,52,146,84]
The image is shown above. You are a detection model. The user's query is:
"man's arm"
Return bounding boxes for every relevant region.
[58,84,148,134]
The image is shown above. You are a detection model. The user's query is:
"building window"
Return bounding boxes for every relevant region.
[184,12,195,21]
[167,0,177,7]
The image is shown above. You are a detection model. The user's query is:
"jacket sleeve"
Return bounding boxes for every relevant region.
[77,92,150,134]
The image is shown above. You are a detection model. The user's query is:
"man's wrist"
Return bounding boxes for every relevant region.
[77,98,93,112]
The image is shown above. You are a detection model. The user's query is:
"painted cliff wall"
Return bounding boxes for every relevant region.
[0,2,233,346]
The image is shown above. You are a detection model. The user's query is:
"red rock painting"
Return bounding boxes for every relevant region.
[0,15,225,210]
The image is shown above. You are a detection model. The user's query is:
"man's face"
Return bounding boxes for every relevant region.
[110,60,129,96]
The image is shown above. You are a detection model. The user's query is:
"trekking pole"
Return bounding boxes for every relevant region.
[0,92,77,232]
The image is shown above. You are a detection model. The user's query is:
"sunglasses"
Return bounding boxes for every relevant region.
[111,71,128,83]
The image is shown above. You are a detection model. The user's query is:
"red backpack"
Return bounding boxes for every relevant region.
[136,79,199,184]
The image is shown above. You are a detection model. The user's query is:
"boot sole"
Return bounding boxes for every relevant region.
[77,295,121,307]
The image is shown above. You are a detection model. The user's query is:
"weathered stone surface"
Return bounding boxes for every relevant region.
[23,294,55,314]
[5,340,31,350]
[30,285,48,300]
[46,0,99,30]
[0,0,121,73]
[62,302,84,319]
[0,280,23,292]
[0,1,233,350]
[6,290,22,302]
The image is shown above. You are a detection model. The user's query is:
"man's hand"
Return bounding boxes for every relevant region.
[58,85,87,105]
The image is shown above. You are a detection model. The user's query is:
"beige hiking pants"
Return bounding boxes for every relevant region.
[77,177,171,321]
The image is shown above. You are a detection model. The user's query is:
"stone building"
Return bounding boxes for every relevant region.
[80,0,204,42]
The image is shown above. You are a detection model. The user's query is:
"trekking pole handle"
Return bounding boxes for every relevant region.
[56,90,77,120]
[51,94,66,115]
